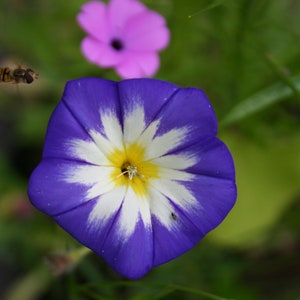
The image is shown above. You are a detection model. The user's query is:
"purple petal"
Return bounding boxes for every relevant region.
[28,159,94,216]
[61,78,120,134]
[118,78,179,127]
[108,0,146,30]
[180,176,236,234]
[151,168,236,266]
[154,137,236,237]
[183,136,236,180]
[77,1,111,42]
[54,200,119,252]
[116,52,160,78]
[100,217,153,279]
[81,37,124,67]
[164,88,217,135]
[151,212,204,266]
[124,11,170,51]
[151,172,236,266]
[147,88,218,153]
[42,101,93,160]
[54,197,153,279]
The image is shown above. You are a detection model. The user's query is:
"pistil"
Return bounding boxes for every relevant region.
[119,162,144,180]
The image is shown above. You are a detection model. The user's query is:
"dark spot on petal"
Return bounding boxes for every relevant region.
[111,38,124,51]
[170,212,177,220]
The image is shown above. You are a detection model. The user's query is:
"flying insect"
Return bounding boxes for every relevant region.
[0,67,39,84]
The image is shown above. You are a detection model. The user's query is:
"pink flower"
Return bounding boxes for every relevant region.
[77,0,170,79]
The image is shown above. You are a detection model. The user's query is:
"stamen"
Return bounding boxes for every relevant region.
[126,166,138,180]
[117,163,144,180]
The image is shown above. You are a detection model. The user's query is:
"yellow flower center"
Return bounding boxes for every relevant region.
[108,142,159,196]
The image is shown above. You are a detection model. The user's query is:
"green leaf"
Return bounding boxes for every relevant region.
[220,75,300,126]
[188,0,226,18]
[264,54,300,99]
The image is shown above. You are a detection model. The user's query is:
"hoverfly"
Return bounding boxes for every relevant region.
[0,66,39,84]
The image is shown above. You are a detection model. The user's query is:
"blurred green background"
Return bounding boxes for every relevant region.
[0,0,300,299]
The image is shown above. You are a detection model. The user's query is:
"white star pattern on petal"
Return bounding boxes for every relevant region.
[64,105,199,237]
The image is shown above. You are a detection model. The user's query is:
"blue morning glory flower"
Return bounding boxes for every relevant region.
[28,78,236,279]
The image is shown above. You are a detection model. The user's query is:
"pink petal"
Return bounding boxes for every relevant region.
[108,0,146,30]
[116,52,160,79]
[81,37,124,67]
[77,1,111,42]
[124,11,170,51]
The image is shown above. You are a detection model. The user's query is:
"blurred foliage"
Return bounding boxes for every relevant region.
[0,0,300,299]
